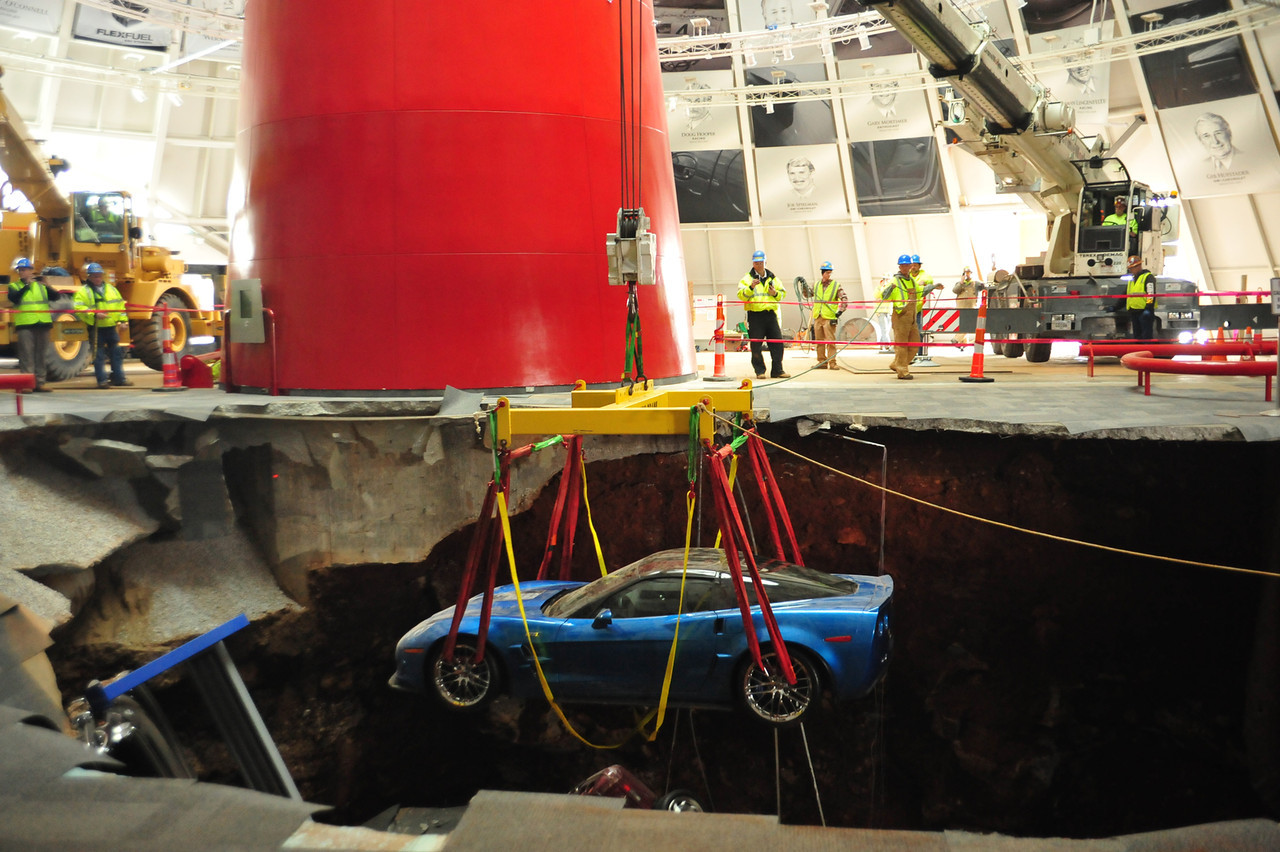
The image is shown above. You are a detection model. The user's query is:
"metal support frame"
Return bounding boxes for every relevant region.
[493,379,754,447]
[83,613,301,800]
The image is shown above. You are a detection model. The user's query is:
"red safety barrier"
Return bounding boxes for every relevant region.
[179,355,216,388]
[1206,327,1228,362]
[0,373,36,415]
[1081,341,1278,377]
[1120,350,1277,400]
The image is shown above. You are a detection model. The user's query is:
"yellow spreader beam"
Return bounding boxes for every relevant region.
[493,379,755,447]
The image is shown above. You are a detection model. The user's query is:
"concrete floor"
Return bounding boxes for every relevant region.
[5,340,1280,441]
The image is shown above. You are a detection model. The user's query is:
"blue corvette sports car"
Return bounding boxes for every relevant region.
[390,548,894,726]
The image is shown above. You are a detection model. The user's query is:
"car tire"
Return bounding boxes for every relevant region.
[653,790,706,812]
[1002,333,1024,359]
[427,639,498,711]
[737,646,820,727]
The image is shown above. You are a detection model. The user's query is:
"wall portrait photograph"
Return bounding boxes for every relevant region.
[755,144,848,220]
[1159,94,1280,198]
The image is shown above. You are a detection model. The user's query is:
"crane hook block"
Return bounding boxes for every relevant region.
[607,207,656,286]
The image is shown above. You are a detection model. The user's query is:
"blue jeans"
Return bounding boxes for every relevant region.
[90,325,126,384]
[1128,308,1154,342]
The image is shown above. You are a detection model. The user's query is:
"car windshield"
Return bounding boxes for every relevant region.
[542,548,858,618]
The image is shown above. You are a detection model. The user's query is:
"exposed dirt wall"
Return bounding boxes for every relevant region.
[43,423,1280,837]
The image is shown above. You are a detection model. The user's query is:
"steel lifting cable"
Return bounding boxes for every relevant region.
[616,0,643,212]
[704,408,1280,580]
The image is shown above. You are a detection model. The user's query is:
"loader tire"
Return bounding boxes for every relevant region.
[43,309,91,382]
[131,293,192,371]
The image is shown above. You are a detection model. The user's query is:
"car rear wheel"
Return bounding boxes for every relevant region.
[738,646,819,727]
[428,639,497,710]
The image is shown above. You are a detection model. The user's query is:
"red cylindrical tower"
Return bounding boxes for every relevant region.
[228,0,694,392]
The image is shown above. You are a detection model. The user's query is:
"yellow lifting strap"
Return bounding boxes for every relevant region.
[641,490,696,741]
[580,454,608,578]
[495,488,695,749]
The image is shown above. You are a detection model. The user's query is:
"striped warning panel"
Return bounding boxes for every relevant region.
[923,308,959,332]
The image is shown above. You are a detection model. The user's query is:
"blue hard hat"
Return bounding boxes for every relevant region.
[752,250,766,262]
[897,254,912,265]
[12,257,32,270]
[910,254,921,264]
[85,262,104,275]
[819,261,833,271]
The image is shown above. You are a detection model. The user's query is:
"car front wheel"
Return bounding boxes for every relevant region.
[428,639,498,710]
[738,647,819,727]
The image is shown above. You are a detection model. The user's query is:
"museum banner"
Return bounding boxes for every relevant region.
[1159,94,1280,198]
[0,0,63,35]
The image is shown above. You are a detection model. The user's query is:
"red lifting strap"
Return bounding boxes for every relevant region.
[472,463,513,665]
[536,436,585,582]
[705,447,795,685]
[745,430,804,566]
[443,472,500,661]
[444,454,513,664]
[536,440,576,581]
[558,438,583,581]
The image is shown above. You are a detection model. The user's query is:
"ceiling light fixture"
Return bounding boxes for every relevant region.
[130,87,148,103]
[149,38,238,74]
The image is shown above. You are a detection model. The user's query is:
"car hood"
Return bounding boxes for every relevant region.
[402,580,578,645]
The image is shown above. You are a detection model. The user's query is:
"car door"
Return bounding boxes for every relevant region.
[539,576,729,704]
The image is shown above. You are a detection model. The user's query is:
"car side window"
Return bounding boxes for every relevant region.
[609,577,728,619]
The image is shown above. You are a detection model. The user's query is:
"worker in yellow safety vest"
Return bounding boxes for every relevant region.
[7,257,55,392]
[73,262,133,388]
[811,261,847,370]
[1125,255,1156,342]
[737,250,789,379]
[882,254,920,379]
[910,254,941,364]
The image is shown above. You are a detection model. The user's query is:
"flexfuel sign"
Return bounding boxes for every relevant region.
[73,2,174,50]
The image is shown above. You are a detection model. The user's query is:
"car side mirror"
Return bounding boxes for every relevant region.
[592,609,613,629]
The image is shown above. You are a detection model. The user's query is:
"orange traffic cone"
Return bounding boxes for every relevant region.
[1242,327,1256,361]
[1208,327,1228,362]
[959,288,995,384]
[707,293,735,382]
[153,304,189,393]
